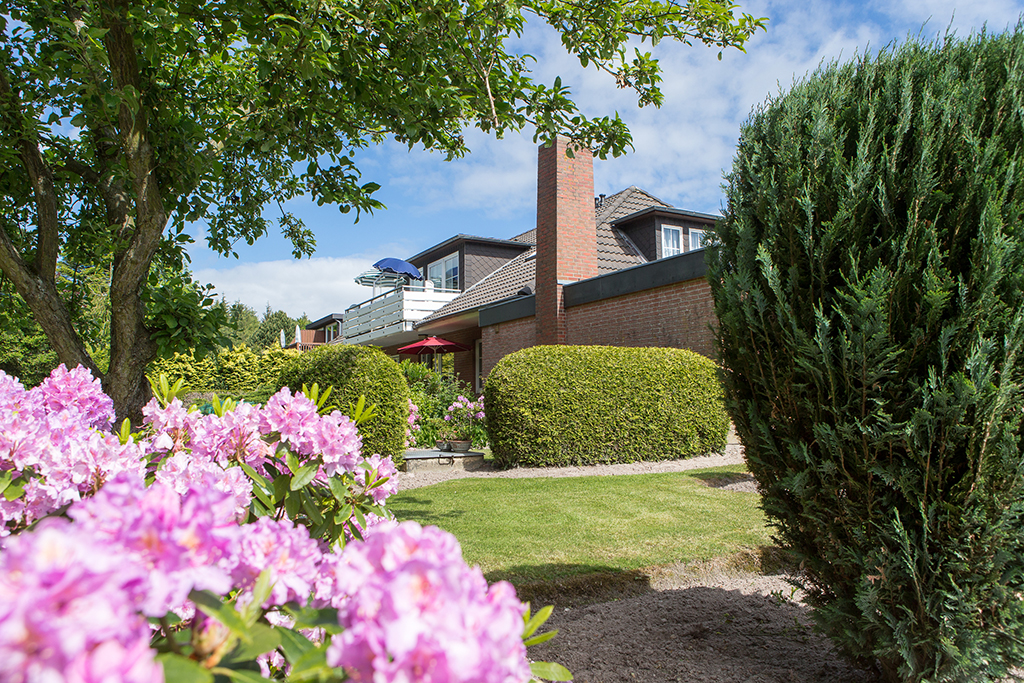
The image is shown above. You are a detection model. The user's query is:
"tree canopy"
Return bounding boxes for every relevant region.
[0,0,765,420]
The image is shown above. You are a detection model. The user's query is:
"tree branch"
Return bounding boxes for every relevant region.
[0,64,60,283]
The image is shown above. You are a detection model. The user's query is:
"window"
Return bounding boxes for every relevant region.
[662,226,682,257]
[428,253,459,290]
[689,228,707,251]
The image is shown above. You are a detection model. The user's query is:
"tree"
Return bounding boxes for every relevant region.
[219,299,260,348]
[709,31,1024,681]
[0,0,765,422]
[250,306,296,351]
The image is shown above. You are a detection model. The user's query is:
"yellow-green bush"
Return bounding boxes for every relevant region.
[147,346,300,396]
[485,346,727,468]
[276,345,409,462]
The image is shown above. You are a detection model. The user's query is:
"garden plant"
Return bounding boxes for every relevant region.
[710,28,1024,682]
[277,345,410,462]
[0,364,569,681]
[485,345,728,467]
[400,360,488,448]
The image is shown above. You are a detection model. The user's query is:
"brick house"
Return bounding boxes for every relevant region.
[312,137,719,391]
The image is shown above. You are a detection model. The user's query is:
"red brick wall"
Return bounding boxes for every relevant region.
[535,138,596,345]
[564,278,717,358]
[481,316,536,380]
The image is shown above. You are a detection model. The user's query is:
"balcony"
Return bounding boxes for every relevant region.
[342,286,460,347]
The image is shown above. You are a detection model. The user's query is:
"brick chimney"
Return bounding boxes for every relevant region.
[535,137,596,345]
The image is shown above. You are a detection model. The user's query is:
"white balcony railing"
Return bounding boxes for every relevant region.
[342,286,460,345]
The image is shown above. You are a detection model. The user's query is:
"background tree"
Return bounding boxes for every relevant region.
[217,299,260,348]
[0,0,765,421]
[250,306,297,351]
[709,29,1024,681]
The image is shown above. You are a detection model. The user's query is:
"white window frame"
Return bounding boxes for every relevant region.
[428,252,459,290]
[662,225,682,257]
[689,228,707,251]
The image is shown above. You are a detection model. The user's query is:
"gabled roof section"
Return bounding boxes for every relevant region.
[509,228,536,244]
[417,186,669,327]
[406,234,531,264]
[418,248,536,327]
[595,187,669,274]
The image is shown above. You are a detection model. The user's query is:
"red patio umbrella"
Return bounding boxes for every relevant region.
[398,336,472,370]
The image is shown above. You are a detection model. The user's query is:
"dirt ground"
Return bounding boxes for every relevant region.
[396,448,882,682]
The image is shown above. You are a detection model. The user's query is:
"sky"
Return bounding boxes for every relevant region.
[190,0,1024,320]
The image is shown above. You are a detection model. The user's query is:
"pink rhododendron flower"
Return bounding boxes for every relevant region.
[259,388,323,457]
[233,517,323,607]
[355,454,398,505]
[155,452,252,521]
[0,520,160,683]
[189,402,271,469]
[34,364,115,431]
[316,410,362,477]
[325,521,531,683]
[69,475,241,616]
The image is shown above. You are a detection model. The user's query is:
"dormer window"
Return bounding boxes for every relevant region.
[428,253,459,290]
[689,228,707,251]
[662,226,682,257]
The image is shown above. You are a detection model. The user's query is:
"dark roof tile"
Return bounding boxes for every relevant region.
[420,187,669,324]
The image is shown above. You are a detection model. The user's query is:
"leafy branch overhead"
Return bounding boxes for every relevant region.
[0,0,764,421]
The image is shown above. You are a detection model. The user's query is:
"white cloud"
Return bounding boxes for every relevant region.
[196,257,383,320]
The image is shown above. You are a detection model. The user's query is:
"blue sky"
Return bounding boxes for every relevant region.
[190,0,1024,319]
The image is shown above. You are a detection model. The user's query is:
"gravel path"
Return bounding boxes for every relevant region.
[396,446,882,681]
[395,444,754,491]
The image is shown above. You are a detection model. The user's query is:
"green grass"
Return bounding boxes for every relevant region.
[388,464,770,585]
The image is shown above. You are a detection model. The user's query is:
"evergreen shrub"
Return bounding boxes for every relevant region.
[277,345,410,462]
[484,345,727,468]
[709,30,1024,682]
[147,346,299,396]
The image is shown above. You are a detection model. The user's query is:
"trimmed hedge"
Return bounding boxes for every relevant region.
[709,30,1024,682]
[485,345,727,467]
[277,345,410,462]
[147,346,299,395]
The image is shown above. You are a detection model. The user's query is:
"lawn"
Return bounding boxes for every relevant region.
[388,464,771,585]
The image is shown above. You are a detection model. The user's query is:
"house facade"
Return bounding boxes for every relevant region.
[310,138,719,391]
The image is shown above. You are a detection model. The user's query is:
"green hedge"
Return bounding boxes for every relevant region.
[710,30,1024,681]
[277,345,410,462]
[485,345,727,467]
[147,345,299,395]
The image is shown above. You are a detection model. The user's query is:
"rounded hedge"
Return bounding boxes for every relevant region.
[276,345,410,462]
[710,30,1024,682]
[484,345,727,468]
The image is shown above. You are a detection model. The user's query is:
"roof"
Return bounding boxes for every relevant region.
[612,205,721,225]
[417,186,668,328]
[306,313,344,329]
[405,234,532,264]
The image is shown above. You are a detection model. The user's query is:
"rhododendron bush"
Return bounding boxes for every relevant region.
[0,366,568,683]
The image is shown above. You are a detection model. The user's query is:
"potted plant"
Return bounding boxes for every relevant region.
[444,395,485,453]
[435,421,454,452]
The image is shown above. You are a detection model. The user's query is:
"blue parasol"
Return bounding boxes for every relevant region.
[373,258,423,280]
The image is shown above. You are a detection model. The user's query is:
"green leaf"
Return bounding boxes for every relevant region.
[523,605,554,638]
[282,604,342,633]
[523,629,558,647]
[530,661,573,681]
[219,622,281,663]
[0,470,11,497]
[290,464,318,490]
[286,449,302,475]
[4,481,25,501]
[156,653,214,683]
[210,667,267,683]
[188,590,251,643]
[277,627,315,663]
[328,476,349,503]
